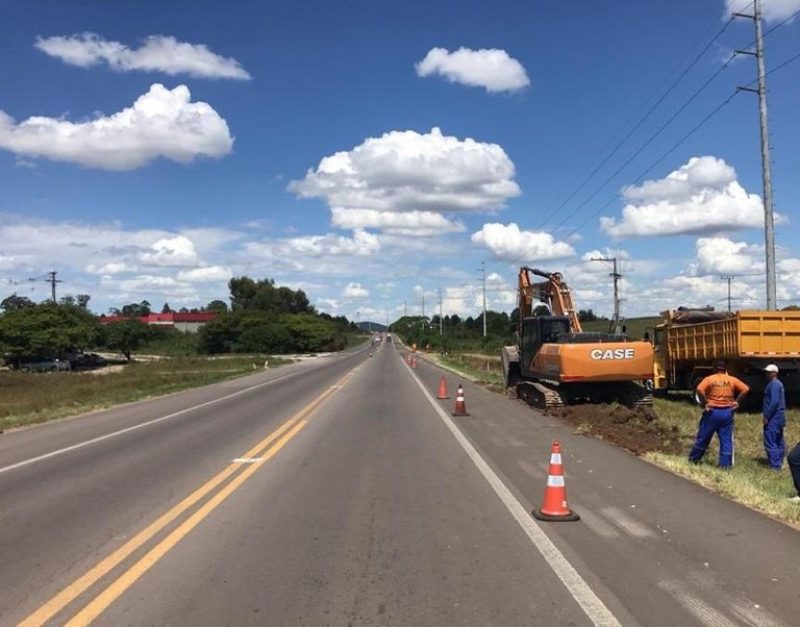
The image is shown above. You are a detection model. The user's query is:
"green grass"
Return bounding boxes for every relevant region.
[582,316,661,340]
[648,396,800,526]
[0,356,290,431]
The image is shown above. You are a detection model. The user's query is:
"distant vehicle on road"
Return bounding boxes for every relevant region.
[19,358,72,373]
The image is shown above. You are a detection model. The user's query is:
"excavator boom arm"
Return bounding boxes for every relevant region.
[518,267,582,333]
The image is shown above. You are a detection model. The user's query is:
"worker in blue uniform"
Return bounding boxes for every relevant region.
[762,364,786,470]
[690,361,749,468]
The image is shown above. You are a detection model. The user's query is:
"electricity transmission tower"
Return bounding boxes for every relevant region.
[734,0,776,309]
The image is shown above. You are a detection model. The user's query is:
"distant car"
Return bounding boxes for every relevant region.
[20,358,72,373]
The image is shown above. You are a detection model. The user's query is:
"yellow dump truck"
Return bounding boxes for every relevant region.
[652,308,800,402]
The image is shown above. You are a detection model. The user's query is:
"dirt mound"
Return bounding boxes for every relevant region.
[547,403,682,456]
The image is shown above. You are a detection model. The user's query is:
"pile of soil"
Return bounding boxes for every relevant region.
[547,403,683,456]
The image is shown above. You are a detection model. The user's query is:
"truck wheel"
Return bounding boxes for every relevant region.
[691,374,705,406]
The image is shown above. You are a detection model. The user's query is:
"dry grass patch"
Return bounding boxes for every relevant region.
[0,356,289,431]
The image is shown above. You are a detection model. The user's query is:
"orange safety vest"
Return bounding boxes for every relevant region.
[696,372,749,408]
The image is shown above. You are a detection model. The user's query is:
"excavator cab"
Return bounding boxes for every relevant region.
[519,316,571,377]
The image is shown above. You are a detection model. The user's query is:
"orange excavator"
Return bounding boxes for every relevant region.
[501,267,654,408]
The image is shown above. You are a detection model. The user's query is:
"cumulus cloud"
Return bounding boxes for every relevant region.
[342,282,369,299]
[693,236,763,274]
[35,33,251,79]
[289,127,520,236]
[415,47,530,93]
[600,156,767,238]
[724,0,800,23]
[139,235,199,267]
[471,223,575,261]
[248,229,380,259]
[330,208,464,236]
[0,84,233,170]
[177,266,232,282]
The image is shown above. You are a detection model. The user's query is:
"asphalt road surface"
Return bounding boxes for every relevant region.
[1,340,798,626]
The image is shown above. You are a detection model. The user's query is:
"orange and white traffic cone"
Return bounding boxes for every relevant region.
[452,384,469,416]
[532,442,580,522]
[437,376,449,399]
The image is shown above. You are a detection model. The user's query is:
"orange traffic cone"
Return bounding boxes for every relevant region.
[532,442,579,521]
[452,384,469,416]
[437,376,449,399]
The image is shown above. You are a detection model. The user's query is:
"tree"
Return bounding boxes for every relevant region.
[120,300,152,317]
[578,309,598,322]
[228,276,313,314]
[161,302,173,314]
[0,293,35,312]
[102,319,152,361]
[76,294,91,309]
[0,302,101,365]
[59,295,76,307]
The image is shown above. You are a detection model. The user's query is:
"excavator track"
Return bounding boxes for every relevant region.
[516,381,565,409]
[619,381,654,408]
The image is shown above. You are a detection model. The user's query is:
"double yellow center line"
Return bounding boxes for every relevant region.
[22,367,358,626]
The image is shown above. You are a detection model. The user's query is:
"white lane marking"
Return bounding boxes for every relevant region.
[658,580,737,627]
[232,457,264,464]
[405,364,621,627]
[730,600,785,627]
[600,506,656,538]
[0,358,352,476]
[576,508,620,540]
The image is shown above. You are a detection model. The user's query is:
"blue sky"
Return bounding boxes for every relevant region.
[1,0,798,322]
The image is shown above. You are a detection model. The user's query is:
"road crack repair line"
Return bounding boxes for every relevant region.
[402,356,621,627]
[20,367,359,627]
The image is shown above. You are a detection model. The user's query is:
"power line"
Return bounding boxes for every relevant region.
[537,15,736,229]
[554,54,739,232]
[565,89,740,239]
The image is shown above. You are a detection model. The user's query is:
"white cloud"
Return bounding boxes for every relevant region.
[343,282,369,299]
[693,236,763,274]
[177,266,232,282]
[289,127,520,236]
[0,83,233,170]
[724,0,800,23]
[415,47,530,93]
[600,156,766,238]
[247,229,380,260]
[35,33,251,79]
[85,261,133,275]
[330,208,464,236]
[139,235,199,267]
[471,223,575,261]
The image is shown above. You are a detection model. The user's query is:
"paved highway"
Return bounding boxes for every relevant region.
[1,339,798,626]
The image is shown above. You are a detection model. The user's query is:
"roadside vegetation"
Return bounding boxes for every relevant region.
[424,346,800,527]
[0,276,369,429]
[0,356,291,431]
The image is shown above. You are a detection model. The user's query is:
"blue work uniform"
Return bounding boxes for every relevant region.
[689,372,749,468]
[763,378,786,469]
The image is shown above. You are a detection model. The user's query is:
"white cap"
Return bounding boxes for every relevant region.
[764,364,779,373]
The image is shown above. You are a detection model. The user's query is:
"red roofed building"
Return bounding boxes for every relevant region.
[99,312,219,333]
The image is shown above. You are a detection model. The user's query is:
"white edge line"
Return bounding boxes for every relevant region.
[403,360,621,627]
[0,369,305,476]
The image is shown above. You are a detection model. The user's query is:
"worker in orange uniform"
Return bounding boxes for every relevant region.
[689,361,749,468]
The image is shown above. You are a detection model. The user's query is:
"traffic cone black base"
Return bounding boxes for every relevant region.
[532,509,580,522]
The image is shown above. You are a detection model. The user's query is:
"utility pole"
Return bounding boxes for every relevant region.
[735,0,776,310]
[438,287,443,336]
[403,300,407,317]
[422,293,425,319]
[720,275,734,312]
[591,257,621,334]
[481,261,487,337]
